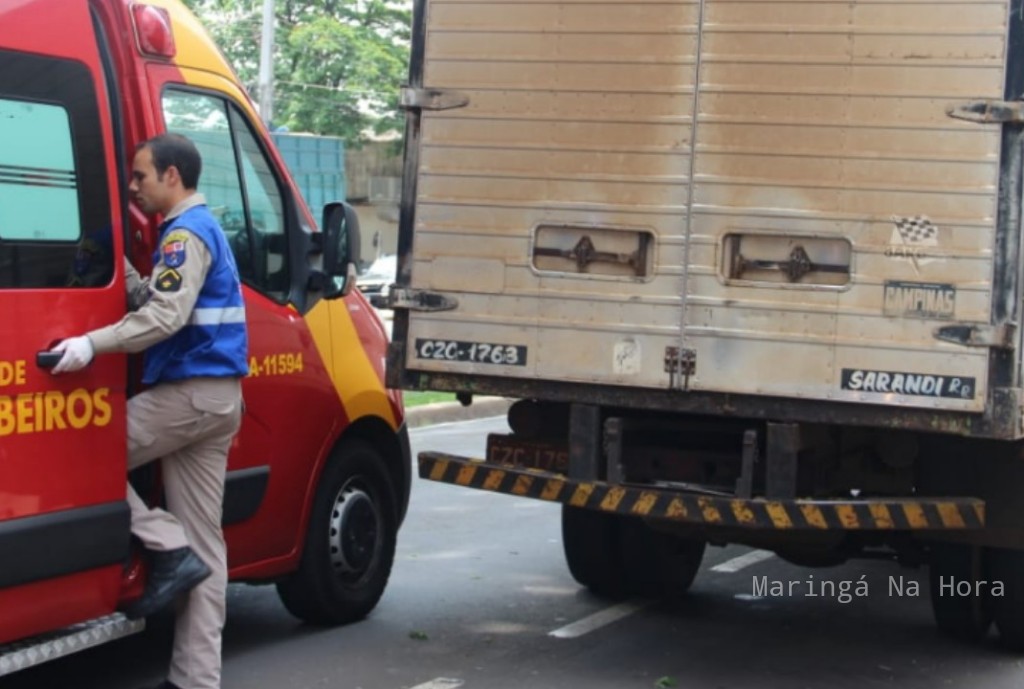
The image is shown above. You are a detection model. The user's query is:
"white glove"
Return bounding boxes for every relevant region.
[51,336,95,374]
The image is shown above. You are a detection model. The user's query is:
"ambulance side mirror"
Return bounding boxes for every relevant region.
[315,201,361,299]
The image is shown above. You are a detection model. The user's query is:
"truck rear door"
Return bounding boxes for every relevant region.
[397,0,1009,417]
[0,0,129,643]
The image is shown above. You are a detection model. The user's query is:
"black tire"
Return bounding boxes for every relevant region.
[929,543,992,642]
[277,439,397,625]
[562,507,705,599]
[988,547,1024,650]
[561,506,628,599]
[617,517,705,599]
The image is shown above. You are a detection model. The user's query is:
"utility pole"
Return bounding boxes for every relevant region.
[257,0,275,125]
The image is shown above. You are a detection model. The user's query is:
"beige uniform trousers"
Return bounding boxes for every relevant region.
[126,376,243,689]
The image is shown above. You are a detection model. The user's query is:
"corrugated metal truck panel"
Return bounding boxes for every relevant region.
[403,0,1011,417]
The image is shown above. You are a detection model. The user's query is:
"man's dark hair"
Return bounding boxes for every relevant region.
[140,133,202,189]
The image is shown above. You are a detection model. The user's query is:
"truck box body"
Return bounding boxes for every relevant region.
[394,0,1024,648]
[394,0,1023,437]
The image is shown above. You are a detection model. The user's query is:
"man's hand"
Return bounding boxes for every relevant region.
[51,336,95,374]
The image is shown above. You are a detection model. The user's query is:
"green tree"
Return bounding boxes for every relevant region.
[182,0,410,143]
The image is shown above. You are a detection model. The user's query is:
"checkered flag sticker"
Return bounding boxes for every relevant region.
[891,215,938,245]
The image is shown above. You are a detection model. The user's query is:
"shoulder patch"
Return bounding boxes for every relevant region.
[155,268,183,292]
[163,229,191,243]
[161,231,189,269]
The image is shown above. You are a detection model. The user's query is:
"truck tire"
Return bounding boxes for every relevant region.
[277,439,397,625]
[988,547,1024,650]
[928,543,992,642]
[562,508,705,599]
[561,506,628,599]
[617,517,705,599]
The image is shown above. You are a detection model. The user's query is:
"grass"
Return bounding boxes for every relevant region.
[402,390,458,408]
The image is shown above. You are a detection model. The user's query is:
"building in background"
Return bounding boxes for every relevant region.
[346,138,402,266]
[269,132,401,268]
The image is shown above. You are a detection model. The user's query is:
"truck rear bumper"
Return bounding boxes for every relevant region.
[419,452,985,531]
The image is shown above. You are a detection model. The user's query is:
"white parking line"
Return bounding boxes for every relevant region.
[409,679,464,689]
[711,549,775,573]
[548,600,648,639]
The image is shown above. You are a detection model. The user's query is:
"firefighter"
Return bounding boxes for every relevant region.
[50,133,248,689]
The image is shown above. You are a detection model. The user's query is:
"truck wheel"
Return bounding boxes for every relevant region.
[277,439,397,625]
[928,543,992,642]
[988,547,1024,650]
[618,517,705,599]
[561,506,628,599]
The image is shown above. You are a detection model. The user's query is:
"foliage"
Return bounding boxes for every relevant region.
[182,0,411,144]
[403,390,457,408]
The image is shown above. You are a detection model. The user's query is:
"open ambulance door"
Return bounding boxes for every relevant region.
[0,0,129,643]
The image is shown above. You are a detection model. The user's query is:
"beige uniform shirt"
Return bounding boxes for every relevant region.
[89,194,214,355]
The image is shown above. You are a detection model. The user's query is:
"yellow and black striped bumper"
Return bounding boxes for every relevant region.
[418,452,985,531]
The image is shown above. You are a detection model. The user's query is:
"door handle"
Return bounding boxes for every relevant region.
[36,351,63,369]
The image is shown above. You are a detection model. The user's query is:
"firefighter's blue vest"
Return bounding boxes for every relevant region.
[143,205,249,384]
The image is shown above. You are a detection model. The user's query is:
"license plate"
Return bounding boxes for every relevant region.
[415,339,528,366]
[486,434,569,473]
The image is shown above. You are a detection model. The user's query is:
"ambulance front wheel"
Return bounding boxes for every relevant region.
[277,439,398,625]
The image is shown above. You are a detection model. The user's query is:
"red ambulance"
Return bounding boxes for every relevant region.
[0,0,409,673]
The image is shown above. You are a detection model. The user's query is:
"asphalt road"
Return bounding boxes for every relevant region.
[4,417,1024,689]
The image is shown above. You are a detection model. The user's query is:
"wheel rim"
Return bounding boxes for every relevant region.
[328,480,382,582]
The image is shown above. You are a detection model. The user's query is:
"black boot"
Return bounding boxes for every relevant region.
[124,547,211,620]
[139,682,182,689]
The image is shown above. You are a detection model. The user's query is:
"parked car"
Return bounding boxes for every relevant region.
[358,254,397,307]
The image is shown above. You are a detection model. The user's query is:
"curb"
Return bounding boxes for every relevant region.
[404,396,512,428]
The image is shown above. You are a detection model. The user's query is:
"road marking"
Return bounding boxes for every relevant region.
[548,601,647,639]
[410,679,464,689]
[711,549,775,573]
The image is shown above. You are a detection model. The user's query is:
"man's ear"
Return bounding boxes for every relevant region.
[164,164,182,188]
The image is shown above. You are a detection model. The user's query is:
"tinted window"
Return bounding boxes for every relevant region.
[163,89,289,301]
[0,49,113,288]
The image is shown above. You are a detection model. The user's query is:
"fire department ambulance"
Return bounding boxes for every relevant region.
[0,0,409,674]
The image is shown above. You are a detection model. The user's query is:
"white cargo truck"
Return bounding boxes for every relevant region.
[388,0,1024,647]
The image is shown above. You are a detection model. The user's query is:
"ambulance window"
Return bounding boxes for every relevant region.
[0,101,79,241]
[229,108,287,299]
[0,49,113,289]
[162,89,288,301]
[161,92,247,254]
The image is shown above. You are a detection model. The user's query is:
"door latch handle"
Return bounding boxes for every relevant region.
[36,351,63,369]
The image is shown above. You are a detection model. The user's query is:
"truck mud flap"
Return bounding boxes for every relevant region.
[0,613,144,676]
[419,452,985,531]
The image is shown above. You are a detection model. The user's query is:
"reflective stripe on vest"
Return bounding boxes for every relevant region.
[190,306,247,326]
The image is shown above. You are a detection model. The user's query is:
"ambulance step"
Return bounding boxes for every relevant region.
[0,613,144,676]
